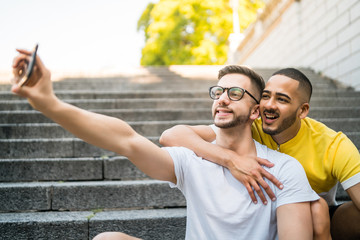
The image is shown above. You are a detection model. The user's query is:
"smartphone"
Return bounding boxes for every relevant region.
[18,44,39,87]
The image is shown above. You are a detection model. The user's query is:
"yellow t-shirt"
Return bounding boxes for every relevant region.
[251,117,360,194]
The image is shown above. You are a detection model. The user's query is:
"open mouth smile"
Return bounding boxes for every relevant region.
[215,108,233,117]
[263,110,279,123]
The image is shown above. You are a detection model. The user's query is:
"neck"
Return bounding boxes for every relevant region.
[216,124,257,156]
[272,119,302,145]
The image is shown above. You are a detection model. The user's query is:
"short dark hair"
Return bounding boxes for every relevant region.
[272,68,313,102]
[218,65,265,100]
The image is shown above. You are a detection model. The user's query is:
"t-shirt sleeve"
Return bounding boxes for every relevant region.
[331,133,360,190]
[209,124,218,135]
[163,147,191,190]
[274,154,319,208]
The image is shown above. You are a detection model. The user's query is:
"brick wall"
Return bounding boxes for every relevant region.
[235,0,360,89]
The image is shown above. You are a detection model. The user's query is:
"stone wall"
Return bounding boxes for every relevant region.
[234,0,360,89]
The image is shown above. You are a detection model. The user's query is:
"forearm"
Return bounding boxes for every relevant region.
[160,125,232,167]
[347,183,360,211]
[41,97,136,155]
[40,96,176,180]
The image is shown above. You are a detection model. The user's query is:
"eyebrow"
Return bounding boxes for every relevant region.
[263,90,292,101]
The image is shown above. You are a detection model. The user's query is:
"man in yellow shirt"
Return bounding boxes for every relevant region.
[160,68,360,240]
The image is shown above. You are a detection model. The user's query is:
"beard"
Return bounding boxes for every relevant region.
[262,110,297,135]
[214,109,251,129]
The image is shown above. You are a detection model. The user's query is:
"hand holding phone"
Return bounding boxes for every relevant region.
[13,44,39,87]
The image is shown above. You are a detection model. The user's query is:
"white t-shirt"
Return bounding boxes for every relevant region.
[165,140,319,240]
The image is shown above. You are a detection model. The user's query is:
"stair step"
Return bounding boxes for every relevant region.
[1,97,359,111]
[0,120,212,139]
[0,211,91,240]
[0,108,212,124]
[0,156,145,182]
[0,136,159,158]
[0,90,208,101]
[307,107,360,118]
[0,208,186,240]
[1,127,359,159]
[0,118,358,139]
[0,180,185,212]
[0,98,213,110]
[89,208,186,240]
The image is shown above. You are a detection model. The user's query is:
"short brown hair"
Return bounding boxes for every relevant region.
[218,65,265,100]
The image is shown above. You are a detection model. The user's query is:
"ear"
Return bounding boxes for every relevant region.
[250,104,260,120]
[298,103,309,119]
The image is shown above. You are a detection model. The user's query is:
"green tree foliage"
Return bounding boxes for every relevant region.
[137,0,264,66]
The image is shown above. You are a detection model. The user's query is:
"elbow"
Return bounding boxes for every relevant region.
[159,125,183,146]
[159,129,170,146]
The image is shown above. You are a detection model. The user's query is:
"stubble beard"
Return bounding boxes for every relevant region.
[262,110,297,135]
[214,110,251,129]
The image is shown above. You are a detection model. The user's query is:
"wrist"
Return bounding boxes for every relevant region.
[222,150,236,170]
[32,93,59,114]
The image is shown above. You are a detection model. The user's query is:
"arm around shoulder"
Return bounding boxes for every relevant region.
[160,124,237,168]
[160,124,216,147]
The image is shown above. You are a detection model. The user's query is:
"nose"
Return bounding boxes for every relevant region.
[262,96,277,110]
[217,90,230,105]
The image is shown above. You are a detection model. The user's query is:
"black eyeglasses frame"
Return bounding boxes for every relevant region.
[209,86,260,104]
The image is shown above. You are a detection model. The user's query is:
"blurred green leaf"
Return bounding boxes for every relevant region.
[138,0,264,65]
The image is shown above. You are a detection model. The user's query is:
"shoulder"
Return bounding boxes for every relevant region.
[255,141,319,205]
[255,141,311,188]
[255,141,300,168]
[303,117,357,149]
[302,117,337,136]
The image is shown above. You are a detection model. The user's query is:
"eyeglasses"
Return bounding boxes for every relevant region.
[209,86,259,104]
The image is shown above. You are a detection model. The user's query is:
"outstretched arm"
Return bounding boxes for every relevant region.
[11,49,176,183]
[160,124,283,204]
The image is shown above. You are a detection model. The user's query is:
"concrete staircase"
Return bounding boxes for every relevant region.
[0,66,359,239]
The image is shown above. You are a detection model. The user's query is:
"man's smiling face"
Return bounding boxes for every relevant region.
[260,74,304,139]
[212,73,257,129]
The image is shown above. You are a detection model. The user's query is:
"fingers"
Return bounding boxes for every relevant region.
[12,53,30,69]
[255,157,284,190]
[241,173,269,205]
[12,49,33,85]
[12,47,47,88]
[244,182,257,204]
[16,48,32,56]
[251,167,283,201]
[249,178,268,204]
[256,177,276,202]
[260,169,283,190]
[256,157,274,168]
[13,48,45,70]
[245,167,283,204]
[11,82,29,98]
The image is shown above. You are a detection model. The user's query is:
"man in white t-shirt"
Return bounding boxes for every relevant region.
[166,140,318,239]
[11,50,318,239]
